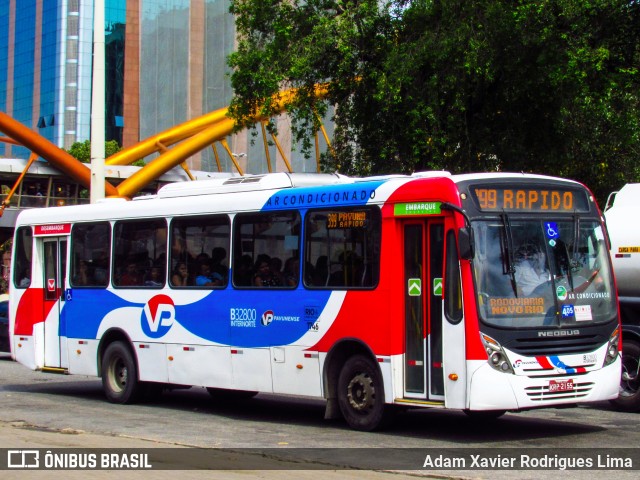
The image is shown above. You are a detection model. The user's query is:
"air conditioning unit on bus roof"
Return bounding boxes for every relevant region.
[156,172,352,199]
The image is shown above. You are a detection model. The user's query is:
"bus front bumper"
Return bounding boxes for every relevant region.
[467,358,621,411]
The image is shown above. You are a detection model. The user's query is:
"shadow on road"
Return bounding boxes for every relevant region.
[0,369,614,443]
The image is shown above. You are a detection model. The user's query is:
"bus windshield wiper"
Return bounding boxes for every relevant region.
[500,213,518,297]
[566,214,580,290]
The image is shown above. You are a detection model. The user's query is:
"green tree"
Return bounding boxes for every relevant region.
[66,140,122,163]
[228,0,640,203]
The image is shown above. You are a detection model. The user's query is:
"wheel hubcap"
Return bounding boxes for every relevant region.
[620,358,639,397]
[347,372,375,412]
[110,358,127,392]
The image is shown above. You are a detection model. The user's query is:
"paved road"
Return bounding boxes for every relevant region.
[0,352,638,479]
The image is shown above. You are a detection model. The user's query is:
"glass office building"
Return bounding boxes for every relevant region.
[1,0,324,173]
[0,0,125,157]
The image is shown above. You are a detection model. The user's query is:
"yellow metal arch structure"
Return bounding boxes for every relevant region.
[0,85,330,199]
[109,83,330,198]
[0,111,120,198]
[0,84,330,201]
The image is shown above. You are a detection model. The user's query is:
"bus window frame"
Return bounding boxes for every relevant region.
[69,221,112,289]
[303,205,381,290]
[112,218,168,289]
[444,229,463,324]
[232,210,301,290]
[169,214,231,289]
[13,226,33,289]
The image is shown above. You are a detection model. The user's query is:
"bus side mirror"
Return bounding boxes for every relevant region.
[458,227,474,260]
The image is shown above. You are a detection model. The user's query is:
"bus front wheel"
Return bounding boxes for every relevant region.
[102,341,143,404]
[337,354,386,431]
[611,339,640,412]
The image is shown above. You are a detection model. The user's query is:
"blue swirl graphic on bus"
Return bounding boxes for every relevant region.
[62,288,333,347]
[548,355,577,374]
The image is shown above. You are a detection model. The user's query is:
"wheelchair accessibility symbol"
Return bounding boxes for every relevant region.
[545,222,559,240]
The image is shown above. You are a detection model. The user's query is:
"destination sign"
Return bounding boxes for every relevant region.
[470,187,590,213]
[327,211,368,229]
[34,224,71,236]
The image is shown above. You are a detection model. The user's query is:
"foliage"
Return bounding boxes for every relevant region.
[0,238,11,294]
[228,0,640,204]
[0,239,12,253]
[66,140,122,163]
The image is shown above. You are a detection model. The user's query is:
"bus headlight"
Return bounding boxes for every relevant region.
[480,333,514,374]
[603,327,620,367]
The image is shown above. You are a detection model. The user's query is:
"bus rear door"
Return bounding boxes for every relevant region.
[37,227,70,370]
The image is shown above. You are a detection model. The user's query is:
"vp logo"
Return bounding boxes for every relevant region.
[261,310,274,326]
[141,295,176,338]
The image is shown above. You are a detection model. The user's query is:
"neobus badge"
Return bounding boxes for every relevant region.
[34,224,71,236]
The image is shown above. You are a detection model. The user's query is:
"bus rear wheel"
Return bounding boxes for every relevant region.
[611,339,640,412]
[337,354,386,431]
[102,341,144,404]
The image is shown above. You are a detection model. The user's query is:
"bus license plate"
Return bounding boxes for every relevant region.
[549,379,574,392]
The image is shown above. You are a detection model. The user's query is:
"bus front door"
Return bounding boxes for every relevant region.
[403,221,444,401]
[42,237,67,369]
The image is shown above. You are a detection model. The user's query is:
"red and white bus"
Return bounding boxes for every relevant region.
[9,171,621,430]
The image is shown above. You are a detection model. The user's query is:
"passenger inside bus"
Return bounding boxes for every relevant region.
[283,256,300,287]
[171,262,189,287]
[210,247,228,282]
[18,267,30,287]
[92,250,109,285]
[329,251,365,287]
[269,257,285,285]
[73,260,93,286]
[253,256,282,287]
[195,262,223,287]
[514,244,550,296]
[312,256,328,286]
[119,262,143,286]
[234,255,254,286]
[144,266,164,287]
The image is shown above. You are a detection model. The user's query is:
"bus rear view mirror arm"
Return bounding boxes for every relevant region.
[440,202,474,260]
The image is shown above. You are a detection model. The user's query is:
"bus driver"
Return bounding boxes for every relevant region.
[515,244,550,296]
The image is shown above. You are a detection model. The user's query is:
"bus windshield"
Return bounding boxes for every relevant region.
[472,217,616,328]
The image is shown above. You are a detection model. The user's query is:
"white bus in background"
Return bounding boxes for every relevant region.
[605,183,640,411]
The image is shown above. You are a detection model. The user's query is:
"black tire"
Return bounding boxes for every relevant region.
[337,354,386,431]
[206,387,258,403]
[101,341,144,404]
[611,339,640,412]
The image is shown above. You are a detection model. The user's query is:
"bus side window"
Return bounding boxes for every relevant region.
[444,229,463,324]
[13,227,33,289]
[303,207,381,289]
[70,222,111,288]
[113,219,167,288]
[232,211,300,289]
[169,214,230,289]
